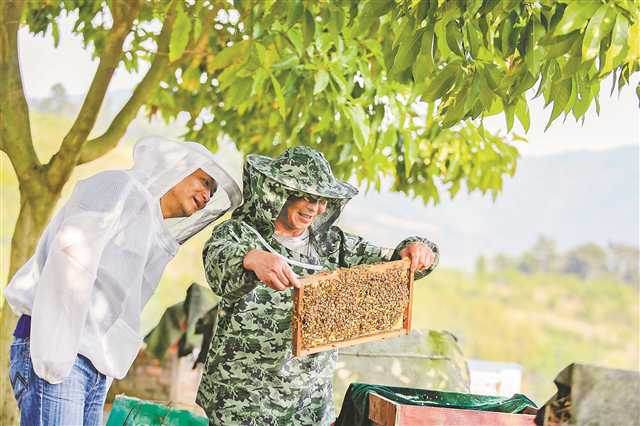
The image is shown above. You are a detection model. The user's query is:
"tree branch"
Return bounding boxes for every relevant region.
[77,0,183,165]
[46,0,143,190]
[0,0,45,195]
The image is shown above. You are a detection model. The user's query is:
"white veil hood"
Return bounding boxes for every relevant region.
[129,136,243,244]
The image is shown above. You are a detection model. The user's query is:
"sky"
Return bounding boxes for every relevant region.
[17,15,640,157]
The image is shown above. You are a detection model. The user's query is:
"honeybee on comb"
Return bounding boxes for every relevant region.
[292,259,413,357]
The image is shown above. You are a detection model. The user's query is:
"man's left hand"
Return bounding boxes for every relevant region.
[399,243,435,273]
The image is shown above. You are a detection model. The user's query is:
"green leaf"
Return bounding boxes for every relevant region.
[465,0,484,18]
[465,73,480,111]
[363,39,385,63]
[355,0,394,36]
[446,21,463,56]
[328,63,348,93]
[423,63,458,102]
[316,32,333,53]
[602,15,630,74]
[271,55,298,71]
[562,55,583,79]
[208,41,249,72]
[565,77,577,113]
[511,72,537,98]
[572,87,591,120]
[328,8,344,40]
[286,28,304,57]
[514,97,530,132]
[582,4,616,62]
[254,42,267,66]
[169,4,191,62]
[392,16,415,57]
[500,15,514,55]
[226,78,252,108]
[477,71,495,109]
[545,79,571,130]
[544,33,578,58]
[218,64,241,90]
[466,22,483,58]
[443,86,470,127]
[517,20,533,58]
[554,1,601,36]
[348,105,370,151]
[418,27,436,70]
[626,22,640,65]
[251,68,269,96]
[286,0,303,28]
[434,20,454,59]
[381,127,397,148]
[182,66,200,92]
[270,74,286,119]
[504,101,515,132]
[412,54,431,82]
[302,10,315,49]
[313,69,330,94]
[51,22,60,48]
[525,22,546,75]
[392,27,425,75]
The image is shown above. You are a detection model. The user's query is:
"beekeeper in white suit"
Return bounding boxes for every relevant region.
[3,136,242,426]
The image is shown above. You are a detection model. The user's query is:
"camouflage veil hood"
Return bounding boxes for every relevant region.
[198,146,439,425]
[232,146,358,240]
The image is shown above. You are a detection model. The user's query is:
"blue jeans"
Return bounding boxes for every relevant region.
[9,337,109,425]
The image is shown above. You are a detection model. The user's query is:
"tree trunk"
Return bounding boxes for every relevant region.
[0,193,57,425]
[0,1,174,422]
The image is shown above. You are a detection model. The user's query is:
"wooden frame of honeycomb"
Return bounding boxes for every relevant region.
[292,259,414,357]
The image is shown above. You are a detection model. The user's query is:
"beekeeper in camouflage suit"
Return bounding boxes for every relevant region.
[196,146,439,425]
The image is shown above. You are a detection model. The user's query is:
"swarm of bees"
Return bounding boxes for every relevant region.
[296,261,410,350]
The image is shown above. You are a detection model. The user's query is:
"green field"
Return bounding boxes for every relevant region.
[2,112,637,406]
[412,268,639,403]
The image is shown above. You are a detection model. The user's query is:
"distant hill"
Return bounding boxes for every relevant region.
[338,145,640,268]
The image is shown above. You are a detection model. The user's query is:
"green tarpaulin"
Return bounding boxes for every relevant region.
[106,396,207,426]
[107,384,537,425]
[335,382,537,426]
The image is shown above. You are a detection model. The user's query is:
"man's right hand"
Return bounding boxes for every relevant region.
[243,249,301,291]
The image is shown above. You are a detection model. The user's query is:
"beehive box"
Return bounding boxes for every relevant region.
[292,259,413,357]
[368,393,536,426]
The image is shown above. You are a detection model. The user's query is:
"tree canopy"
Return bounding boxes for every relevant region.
[19,0,639,204]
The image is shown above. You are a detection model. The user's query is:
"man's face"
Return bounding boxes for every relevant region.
[277,193,328,234]
[171,168,217,217]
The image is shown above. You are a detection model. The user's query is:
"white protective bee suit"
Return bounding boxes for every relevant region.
[3,136,242,384]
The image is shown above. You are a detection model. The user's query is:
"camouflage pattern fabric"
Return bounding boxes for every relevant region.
[246,146,358,199]
[196,146,439,425]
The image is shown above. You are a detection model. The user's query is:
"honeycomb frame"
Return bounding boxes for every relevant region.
[292,259,414,357]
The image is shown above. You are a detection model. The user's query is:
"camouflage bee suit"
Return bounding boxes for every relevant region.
[196,146,439,425]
